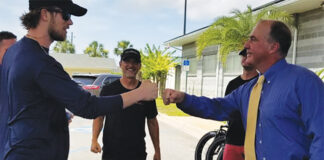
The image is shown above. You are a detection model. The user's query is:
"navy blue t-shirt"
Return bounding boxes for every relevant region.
[0,37,123,160]
[0,64,2,84]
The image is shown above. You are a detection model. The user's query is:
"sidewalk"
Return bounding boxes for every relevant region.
[157,113,225,139]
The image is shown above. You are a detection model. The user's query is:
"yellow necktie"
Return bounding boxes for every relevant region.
[244,75,265,160]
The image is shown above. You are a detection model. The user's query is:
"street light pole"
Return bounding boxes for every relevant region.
[71,32,74,44]
[183,0,187,35]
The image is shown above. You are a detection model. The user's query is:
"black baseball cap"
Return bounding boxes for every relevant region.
[239,48,247,56]
[29,0,87,16]
[121,48,141,63]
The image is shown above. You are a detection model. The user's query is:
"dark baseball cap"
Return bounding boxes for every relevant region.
[239,48,247,56]
[29,0,87,16]
[121,48,141,63]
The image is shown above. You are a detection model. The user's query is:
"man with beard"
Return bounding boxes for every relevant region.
[163,20,324,159]
[0,0,157,160]
[91,48,161,160]
[223,48,258,160]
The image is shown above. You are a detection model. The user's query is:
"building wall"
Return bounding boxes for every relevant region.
[64,68,112,76]
[295,8,324,69]
[178,43,229,98]
[169,7,324,99]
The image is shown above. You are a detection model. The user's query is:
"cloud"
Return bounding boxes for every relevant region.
[117,0,272,21]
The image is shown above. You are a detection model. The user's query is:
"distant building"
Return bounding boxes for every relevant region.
[165,0,324,98]
[50,53,119,76]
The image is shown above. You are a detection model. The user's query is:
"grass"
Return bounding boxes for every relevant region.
[156,98,189,116]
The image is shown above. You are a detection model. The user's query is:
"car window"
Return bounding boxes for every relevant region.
[93,75,107,86]
[72,76,97,86]
[103,77,120,86]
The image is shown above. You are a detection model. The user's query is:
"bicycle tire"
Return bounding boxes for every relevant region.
[194,131,217,160]
[205,135,226,160]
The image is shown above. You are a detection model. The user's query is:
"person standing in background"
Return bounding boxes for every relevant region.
[91,48,161,160]
[0,31,16,73]
[223,48,258,160]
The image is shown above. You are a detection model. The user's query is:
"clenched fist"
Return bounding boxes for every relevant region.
[121,80,158,108]
[162,89,185,105]
[90,141,102,153]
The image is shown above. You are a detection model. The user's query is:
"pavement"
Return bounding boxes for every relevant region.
[157,113,224,139]
[68,113,225,160]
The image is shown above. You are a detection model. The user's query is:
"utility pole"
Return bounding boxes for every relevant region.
[183,0,187,35]
[70,32,73,44]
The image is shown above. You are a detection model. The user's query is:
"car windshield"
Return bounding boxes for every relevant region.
[72,76,97,86]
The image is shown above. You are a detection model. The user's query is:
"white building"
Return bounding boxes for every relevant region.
[164,0,324,98]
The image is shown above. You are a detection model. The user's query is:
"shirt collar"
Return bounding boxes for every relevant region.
[263,59,288,82]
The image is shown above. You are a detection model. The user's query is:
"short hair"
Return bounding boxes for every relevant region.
[20,9,42,30]
[0,31,16,43]
[268,21,292,57]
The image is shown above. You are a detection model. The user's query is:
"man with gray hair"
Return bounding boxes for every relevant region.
[163,20,324,160]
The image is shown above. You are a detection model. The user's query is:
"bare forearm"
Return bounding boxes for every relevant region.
[148,118,160,152]
[121,89,142,108]
[121,80,158,108]
[92,116,104,142]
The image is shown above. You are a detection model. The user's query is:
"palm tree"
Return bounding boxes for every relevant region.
[316,68,324,80]
[53,40,75,54]
[114,40,133,56]
[196,6,293,64]
[141,44,178,96]
[84,41,109,58]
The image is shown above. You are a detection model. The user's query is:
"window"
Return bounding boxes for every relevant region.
[103,77,120,86]
[224,52,242,73]
[203,54,217,75]
[188,58,197,75]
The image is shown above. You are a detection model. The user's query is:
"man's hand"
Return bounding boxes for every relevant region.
[121,80,158,108]
[138,80,158,101]
[90,141,102,153]
[162,89,185,105]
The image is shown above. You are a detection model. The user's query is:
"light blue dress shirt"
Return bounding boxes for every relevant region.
[178,59,324,160]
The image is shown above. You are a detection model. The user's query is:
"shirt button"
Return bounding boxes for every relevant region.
[267,80,270,84]
[259,123,261,127]
[263,157,266,160]
[259,140,262,144]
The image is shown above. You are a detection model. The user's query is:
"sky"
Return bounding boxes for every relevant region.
[0,0,273,62]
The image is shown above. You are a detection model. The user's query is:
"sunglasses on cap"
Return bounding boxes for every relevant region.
[46,8,71,21]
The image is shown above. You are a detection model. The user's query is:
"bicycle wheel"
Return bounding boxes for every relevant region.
[205,135,225,160]
[194,131,217,160]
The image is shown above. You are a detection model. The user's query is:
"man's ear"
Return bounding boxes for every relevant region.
[269,42,280,55]
[40,8,51,22]
[119,61,122,67]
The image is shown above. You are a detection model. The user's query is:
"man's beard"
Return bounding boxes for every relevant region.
[49,28,65,41]
[243,65,254,71]
[48,20,66,41]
